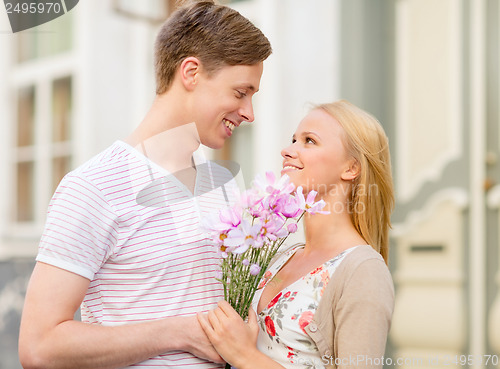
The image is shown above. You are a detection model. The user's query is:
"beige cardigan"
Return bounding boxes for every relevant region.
[304,245,395,369]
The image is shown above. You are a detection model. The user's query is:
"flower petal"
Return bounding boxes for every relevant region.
[249,263,261,275]
[306,190,318,204]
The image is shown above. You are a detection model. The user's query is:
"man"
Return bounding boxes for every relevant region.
[18,1,272,368]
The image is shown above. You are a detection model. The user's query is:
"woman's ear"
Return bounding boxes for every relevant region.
[179,57,201,91]
[341,158,360,181]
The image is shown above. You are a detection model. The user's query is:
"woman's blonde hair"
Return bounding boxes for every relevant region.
[316,100,395,263]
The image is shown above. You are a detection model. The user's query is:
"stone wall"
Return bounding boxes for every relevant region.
[0,259,35,369]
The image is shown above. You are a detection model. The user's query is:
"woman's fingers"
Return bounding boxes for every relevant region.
[217,300,239,318]
[200,302,258,341]
[247,307,257,324]
[207,308,223,331]
[197,312,212,335]
[197,304,261,367]
[247,307,260,338]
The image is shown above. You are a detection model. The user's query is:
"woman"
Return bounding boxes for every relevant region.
[198,100,395,368]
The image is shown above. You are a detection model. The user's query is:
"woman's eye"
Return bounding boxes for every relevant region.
[305,137,315,144]
[291,138,297,144]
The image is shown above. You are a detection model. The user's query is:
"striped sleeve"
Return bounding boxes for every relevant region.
[37,173,118,280]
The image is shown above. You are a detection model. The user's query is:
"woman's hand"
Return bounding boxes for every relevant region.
[197,300,260,368]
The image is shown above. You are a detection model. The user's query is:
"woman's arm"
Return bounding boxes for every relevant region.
[334,258,395,369]
[198,300,286,369]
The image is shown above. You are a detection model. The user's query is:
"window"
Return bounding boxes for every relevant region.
[15,86,36,222]
[51,77,72,193]
[16,9,72,63]
[12,76,73,227]
[9,14,74,236]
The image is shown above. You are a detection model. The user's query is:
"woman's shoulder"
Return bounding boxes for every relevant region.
[315,245,394,318]
[341,245,387,270]
[346,244,385,259]
[335,245,393,289]
[310,245,394,350]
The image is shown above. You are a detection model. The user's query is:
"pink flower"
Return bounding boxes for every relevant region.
[295,186,329,214]
[275,194,302,218]
[219,206,242,228]
[224,219,263,254]
[254,172,295,196]
[287,223,298,233]
[207,171,329,321]
[258,214,287,242]
[202,207,243,251]
[239,189,264,217]
[298,311,314,334]
[249,263,261,275]
[202,206,241,233]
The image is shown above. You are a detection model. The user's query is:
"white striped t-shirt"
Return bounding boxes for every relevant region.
[37,140,238,368]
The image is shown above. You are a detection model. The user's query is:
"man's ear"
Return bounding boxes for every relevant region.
[341,158,361,181]
[179,57,201,91]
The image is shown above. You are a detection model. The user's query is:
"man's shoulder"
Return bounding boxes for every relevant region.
[66,141,141,184]
[71,141,130,173]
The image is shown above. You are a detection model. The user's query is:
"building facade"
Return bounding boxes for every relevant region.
[0,0,499,368]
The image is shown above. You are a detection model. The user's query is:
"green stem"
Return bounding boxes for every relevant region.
[222,211,307,320]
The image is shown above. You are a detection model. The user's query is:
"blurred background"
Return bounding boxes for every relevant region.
[0,0,499,368]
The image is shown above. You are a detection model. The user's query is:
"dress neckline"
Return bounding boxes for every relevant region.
[256,245,361,314]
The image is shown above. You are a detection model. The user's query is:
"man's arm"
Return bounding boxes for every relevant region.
[19,262,224,369]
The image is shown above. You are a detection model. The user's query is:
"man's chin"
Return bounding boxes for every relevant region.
[201,138,226,150]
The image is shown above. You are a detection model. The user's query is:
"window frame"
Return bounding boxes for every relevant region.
[7,48,76,243]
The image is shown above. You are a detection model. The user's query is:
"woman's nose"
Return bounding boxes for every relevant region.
[281,144,297,159]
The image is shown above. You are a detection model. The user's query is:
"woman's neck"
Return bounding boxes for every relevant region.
[302,199,366,256]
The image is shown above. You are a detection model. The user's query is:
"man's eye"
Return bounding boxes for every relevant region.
[236,91,247,98]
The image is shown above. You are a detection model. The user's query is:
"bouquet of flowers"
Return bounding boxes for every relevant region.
[204,172,328,323]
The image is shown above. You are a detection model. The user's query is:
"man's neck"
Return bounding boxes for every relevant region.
[125,92,200,172]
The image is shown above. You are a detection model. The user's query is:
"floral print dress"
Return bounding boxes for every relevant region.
[251,245,358,369]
